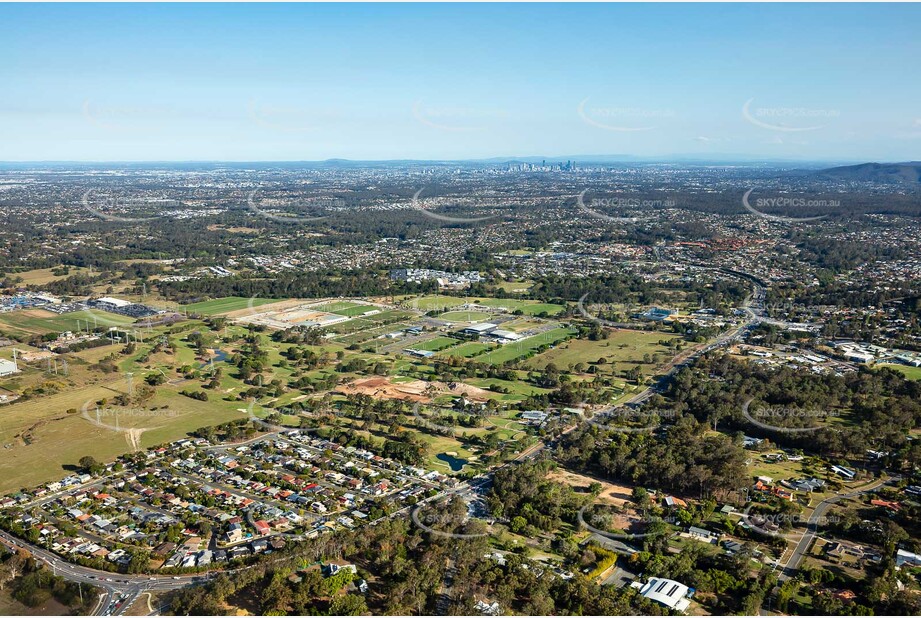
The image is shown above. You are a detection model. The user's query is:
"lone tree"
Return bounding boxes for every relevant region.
[78,455,103,475]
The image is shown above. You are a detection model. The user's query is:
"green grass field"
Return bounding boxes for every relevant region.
[437,342,492,358]
[407,336,460,352]
[879,363,921,381]
[477,327,577,365]
[496,281,533,293]
[409,295,468,311]
[439,310,495,323]
[364,309,415,323]
[476,298,565,316]
[183,296,281,315]
[13,266,94,286]
[0,308,136,336]
[526,329,681,376]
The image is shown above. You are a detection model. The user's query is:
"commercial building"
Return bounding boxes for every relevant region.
[95,297,133,311]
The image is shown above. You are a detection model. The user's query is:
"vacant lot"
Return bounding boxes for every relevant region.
[0,376,247,494]
[496,281,533,293]
[548,468,636,507]
[13,266,94,286]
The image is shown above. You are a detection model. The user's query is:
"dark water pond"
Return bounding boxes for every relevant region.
[436,452,468,472]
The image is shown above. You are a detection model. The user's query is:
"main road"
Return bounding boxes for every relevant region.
[0,529,211,615]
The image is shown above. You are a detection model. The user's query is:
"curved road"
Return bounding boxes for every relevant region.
[777,477,890,581]
[0,529,210,615]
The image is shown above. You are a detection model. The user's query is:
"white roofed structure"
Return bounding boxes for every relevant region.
[639,577,692,612]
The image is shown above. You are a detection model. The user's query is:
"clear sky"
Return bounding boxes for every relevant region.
[1,3,919,162]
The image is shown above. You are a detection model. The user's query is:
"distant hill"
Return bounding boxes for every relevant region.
[818,162,921,185]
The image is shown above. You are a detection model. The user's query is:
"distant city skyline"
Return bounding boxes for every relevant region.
[2,3,919,162]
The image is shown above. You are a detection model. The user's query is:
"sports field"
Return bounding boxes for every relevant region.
[312,300,379,317]
[407,336,460,352]
[409,295,467,311]
[438,342,491,358]
[0,308,135,336]
[439,310,495,323]
[477,327,577,365]
[476,298,566,316]
[183,296,281,315]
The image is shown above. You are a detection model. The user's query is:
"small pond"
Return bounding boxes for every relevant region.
[436,452,468,472]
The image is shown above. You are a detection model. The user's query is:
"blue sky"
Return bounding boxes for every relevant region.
[1,3,919,162]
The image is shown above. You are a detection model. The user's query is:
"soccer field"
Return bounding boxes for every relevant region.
[438,342,491,358]
[476,298,566,316]
[407,336,461,352]
[0,308,136,336]
[477,327,577,365]
[184,296,281,315]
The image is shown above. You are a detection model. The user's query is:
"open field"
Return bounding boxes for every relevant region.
[499,317,547,332]
[0,377,247,494]
[312,300,383,317]
[475,298,566,316]
[12,266,94,286]
[437,342,491,358]
[311,300,363,312]
[407,295,467,311]
[477,326,577,365]
[183,296,281,315]
[0,308,136,337]
[439,310,495,323]
[879,363,921,381]
[406,336,460,352]
[527,329,681,376]
[547,468,635,506]
[496,281,533,293]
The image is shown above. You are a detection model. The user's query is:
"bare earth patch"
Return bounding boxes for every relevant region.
[547,468,635,507]
[336,377,493,403]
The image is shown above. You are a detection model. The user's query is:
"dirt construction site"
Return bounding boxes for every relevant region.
[336,376,493,403]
